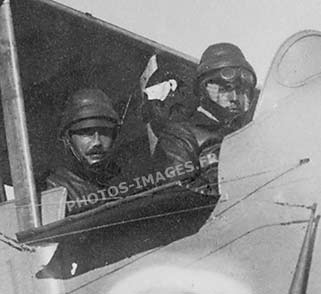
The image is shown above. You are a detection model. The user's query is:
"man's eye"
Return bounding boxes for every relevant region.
[206,79,216,84]
[71,129,95,136]
[86,131,96,137]
[224,84,235,91]
[99,129,114,137]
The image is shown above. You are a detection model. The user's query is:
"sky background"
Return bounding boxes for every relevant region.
[57,0,321,84]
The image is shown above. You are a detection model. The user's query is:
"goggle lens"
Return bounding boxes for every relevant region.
[220,67,237,81]
[202,67,255,87]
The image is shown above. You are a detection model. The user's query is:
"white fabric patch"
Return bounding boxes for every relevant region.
[144,79,178,101]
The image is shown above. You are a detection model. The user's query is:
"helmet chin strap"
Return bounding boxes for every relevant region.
[62,132,82,163]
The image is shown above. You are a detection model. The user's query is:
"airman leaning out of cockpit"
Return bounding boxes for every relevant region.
[142,43,258,152]
[192,42,259,136]
[140,43,259,191]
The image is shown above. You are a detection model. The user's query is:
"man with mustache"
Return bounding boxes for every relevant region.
[46,88,121,216]
[45,86,200,219]
[38,88,202,279]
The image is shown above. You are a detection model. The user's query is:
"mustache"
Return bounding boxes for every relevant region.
[85,147,115,158]
[86,147,106,156]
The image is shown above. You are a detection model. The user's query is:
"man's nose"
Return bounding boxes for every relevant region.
[92,131,102,146]
[229,90,237,101]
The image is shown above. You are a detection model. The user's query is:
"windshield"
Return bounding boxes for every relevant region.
[278,34,321,86]
[254,30,321,120]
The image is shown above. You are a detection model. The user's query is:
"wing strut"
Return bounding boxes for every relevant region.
[0,0,40,229]
[288,203,320,294]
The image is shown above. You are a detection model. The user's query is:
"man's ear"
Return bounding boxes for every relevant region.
[61,133,82,162]
[61,131,72,149]
[61,132,77,155]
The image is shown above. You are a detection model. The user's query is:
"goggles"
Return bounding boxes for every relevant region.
[200,67,256,91]
[200,71,253,113]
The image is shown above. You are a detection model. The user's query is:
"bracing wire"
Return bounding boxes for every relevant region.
[20,157,311,246]
[9,159,311,210]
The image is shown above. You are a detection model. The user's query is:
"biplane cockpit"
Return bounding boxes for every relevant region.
[0,0,321,293]
[0,0,221,281]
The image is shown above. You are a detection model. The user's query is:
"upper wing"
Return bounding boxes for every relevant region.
[0,0,198,185]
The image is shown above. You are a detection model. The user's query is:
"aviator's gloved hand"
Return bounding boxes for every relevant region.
[141,75,198,133]
[153,122,200,175]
